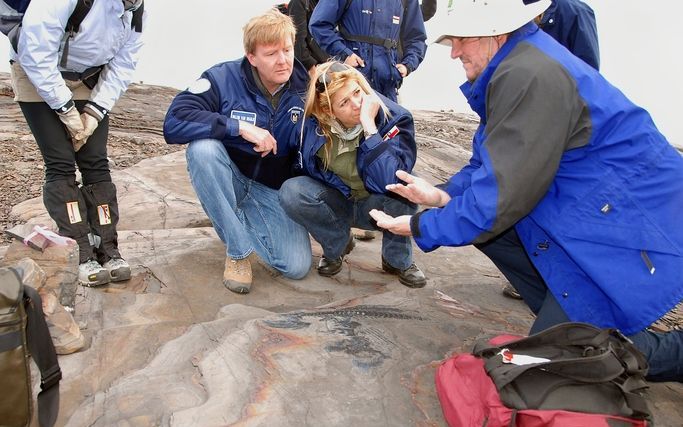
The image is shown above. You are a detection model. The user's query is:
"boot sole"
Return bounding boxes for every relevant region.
[109,267,132,282]
[224,280,251,294]
[79,271,110,287]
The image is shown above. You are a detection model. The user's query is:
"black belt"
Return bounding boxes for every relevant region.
[339,26,399,50]
[60,65,103,82]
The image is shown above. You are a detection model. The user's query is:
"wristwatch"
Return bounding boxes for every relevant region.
[363,128,377,139]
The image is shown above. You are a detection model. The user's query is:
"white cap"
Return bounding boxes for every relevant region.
[431,0,551,45]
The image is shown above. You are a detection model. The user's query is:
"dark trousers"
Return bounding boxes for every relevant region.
[476,227,683,382]
[19,100,111,185]
[19,101,115,262]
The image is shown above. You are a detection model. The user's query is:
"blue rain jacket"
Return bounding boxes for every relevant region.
[411,23,683,335]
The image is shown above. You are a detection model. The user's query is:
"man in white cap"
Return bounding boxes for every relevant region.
[370,0,683,382]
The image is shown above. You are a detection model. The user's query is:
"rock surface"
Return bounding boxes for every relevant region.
[1,73,681,426]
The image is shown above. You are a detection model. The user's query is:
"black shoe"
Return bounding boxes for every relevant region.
[381,257,427,288]
[317,234,355,277]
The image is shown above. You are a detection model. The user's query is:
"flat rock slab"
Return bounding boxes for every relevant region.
[50,227,683,426]
[6,144,682,425]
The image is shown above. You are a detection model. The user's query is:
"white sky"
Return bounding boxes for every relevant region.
[1,0,681,145]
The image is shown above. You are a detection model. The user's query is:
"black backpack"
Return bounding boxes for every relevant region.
[472,322,652,421]
[0,0,144,52]
[0,266,62,427]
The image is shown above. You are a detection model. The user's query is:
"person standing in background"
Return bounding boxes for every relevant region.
[526,0,599,69]
[309,0,427,102]
[9,0,145,287]
[289,0,330,77]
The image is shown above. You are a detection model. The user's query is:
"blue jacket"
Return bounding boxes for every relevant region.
[527,0,600,69]
[163,58,309,189]
[411,23,683,335]
[309,0,427,101]
[299,93,416,197]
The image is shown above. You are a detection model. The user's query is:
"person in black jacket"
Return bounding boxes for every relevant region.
[421,0,437,21]
[289,0,330,76]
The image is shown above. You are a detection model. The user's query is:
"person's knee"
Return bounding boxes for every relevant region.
[281,250,312,280]
[186,139,225,166]
[279,177,308,213]
[383,195,417,216]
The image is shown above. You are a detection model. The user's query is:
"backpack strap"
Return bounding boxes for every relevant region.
[131,1,143,33]
[22,281,61,427]
[60,0,93,68]
[65,0,92,35]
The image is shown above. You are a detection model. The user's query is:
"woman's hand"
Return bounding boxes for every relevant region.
[386,170,451,207]
[360,93,380,135]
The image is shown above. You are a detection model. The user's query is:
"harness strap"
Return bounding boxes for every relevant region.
[339,25,398,50]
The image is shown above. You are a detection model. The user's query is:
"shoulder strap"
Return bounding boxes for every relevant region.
[22,284,61,427]
[65,0,93,34]
[343,0,352,15]
[131,1,143,32]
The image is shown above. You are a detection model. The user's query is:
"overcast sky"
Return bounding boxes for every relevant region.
[1,0,681,145]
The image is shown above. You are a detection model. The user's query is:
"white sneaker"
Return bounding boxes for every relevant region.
[78,259,110,287]
[103,258,131,282]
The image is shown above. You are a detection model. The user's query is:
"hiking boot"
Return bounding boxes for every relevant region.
[103,257,131,282]
[78,259,110,287]
[502,283,523,300]
[317,234,355,277]
[381,257,427,288]
[223,257,253,294]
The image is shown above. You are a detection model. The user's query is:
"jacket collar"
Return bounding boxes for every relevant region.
[240,57,309,98]
[460,22,541,119]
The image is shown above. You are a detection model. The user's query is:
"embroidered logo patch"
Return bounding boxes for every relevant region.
[66,201,81,224]
[230,110,257,126]
[187,78,211,94]
[288,106,304,124]
[383,125,400,141]
[98,204,112,225]
[392,15,400,25]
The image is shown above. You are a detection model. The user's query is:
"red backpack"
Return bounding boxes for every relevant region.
[435,323,652,427]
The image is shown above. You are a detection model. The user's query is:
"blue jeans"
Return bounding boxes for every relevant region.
[185,139,311,279]
[279,176,416,270]
[477,227,683,382]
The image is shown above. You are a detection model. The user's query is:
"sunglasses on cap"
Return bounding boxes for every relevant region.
[315,63,352,94]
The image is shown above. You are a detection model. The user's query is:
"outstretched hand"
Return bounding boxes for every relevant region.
[239,121,277,157]
[386,170,451,207]
[369,210,412,236]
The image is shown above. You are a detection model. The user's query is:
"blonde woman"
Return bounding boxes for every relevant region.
[279,61,426,288]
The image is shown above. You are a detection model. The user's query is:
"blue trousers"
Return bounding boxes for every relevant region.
[185,139,311,279]
[279,175,416,270]
[477,227,683,382]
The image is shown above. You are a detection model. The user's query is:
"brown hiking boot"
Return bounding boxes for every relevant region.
[223,257,252,294]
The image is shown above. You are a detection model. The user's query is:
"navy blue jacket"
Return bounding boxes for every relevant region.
[527,0,600,69]
[309,0,427,101]
[163,58,309,189]
[299,93,416,197]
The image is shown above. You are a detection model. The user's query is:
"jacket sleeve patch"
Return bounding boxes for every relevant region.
[187,78,211,94]
[383,125,400,141]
